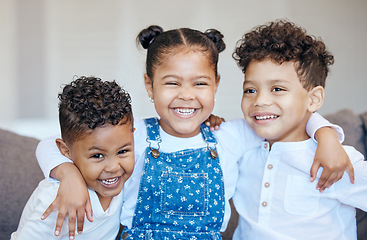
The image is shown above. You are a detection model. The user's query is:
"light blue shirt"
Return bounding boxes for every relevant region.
[233,138,366,240]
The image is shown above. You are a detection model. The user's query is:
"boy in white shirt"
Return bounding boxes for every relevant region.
[11,76,135,240]
[232,19,367,240]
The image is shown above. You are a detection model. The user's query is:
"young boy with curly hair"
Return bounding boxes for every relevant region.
[232,20,367,239]
[11,76,135,240]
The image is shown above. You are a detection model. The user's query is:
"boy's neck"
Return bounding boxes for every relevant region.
[267,131,310,149]
[97,194,113,211]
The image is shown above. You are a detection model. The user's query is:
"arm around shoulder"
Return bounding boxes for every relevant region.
[306,112,344,143]
[36,135,72,181]
[306,113,354,191]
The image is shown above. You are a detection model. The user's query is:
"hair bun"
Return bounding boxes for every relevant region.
[137,25,164,49]
[204,29,226,53]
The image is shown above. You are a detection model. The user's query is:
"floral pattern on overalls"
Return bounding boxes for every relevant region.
[122,118,225,240]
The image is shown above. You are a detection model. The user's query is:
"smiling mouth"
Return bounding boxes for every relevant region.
[99,177,120,186]
[254,115,279,120]
[173,108,197,115]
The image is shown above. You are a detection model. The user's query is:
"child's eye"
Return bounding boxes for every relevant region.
[272,87,284,92]
[118,149,129,155]
[244,89,256,94]
[91,153,104,159]
[165,82,178,86]
[195,82,208,86]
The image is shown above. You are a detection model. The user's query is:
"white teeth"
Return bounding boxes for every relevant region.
[101,177,119,185]
[174,108,196,115]
[255,115,278,120]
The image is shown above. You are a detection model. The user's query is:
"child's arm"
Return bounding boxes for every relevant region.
[36,138,93,239]
[306,112,354,192]
[36,136,73,181]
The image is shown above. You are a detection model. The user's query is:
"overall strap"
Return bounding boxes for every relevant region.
[144,117,161,149]
[200,122,217,144]
[200,123,218,159]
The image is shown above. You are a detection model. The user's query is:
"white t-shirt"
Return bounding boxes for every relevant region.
[11,179,122,240]
[36,113,342,232]
[233,139,366,240]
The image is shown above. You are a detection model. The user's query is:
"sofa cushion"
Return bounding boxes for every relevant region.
[325,109,366,157]
[361,111,367,156]
[356,111,367,240]
[0,128,43,239]
[325,109,367,240]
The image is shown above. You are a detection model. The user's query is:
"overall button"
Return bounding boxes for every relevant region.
[267,164,273,169]
[262,201,268,207]
[264,182,270,188]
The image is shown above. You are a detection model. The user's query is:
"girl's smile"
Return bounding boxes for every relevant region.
[172,107,198,117]
[145,50,219,138]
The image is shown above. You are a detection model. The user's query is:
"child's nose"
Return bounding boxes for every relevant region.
[254,91,272,107]
[105,158,121,173]
[178,86,195,100]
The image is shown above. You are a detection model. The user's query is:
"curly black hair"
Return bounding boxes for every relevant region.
[137,25,226,79]
[58,76,133,144]
[233,19,334,90]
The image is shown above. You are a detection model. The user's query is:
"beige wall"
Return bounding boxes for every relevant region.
[1,0,366,138]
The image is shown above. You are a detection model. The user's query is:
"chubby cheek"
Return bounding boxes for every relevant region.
[80,165,100,182]
[240,97,249,117]
[206,99,216,113]
[241,100,255,126]
[122,160,135,180]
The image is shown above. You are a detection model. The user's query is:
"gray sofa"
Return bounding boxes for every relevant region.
[1,109,366,240]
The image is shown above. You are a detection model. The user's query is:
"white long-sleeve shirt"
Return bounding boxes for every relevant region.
[233,139,366,240]
[36,113,343,232]
[11,179,122,240]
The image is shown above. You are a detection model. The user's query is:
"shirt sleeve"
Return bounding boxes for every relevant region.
[10,180,67,239]
[334,146,367,211]
[120,118,147,228]
[306,112,345,143]
[35,135,72,182]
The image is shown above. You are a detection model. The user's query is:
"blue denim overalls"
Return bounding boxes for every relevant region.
[122,118,225,240]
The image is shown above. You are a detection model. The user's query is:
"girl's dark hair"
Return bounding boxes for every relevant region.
[58,76,133,144]
[137,25,226,79]
[233,19,334,90]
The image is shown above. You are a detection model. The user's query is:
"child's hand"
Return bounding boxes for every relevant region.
[205,114,225,132]
[311,127,354,192]
[41,163,93,240]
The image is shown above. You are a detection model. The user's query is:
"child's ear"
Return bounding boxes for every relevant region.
[55,138,72,160]
[308,86,324,113]
[144,74,154,100]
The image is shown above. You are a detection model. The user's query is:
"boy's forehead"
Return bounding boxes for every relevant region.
[73,121,134,143]
[245,60,299,83]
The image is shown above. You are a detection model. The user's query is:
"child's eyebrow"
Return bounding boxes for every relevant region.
[88,143,133,151]
[162,74,181,80]
[162,74,212,81]
[118,143,133,149]
[270,79,288,84]
[244,79,288,84]
[88,146,105,151]
[243,79,256,85]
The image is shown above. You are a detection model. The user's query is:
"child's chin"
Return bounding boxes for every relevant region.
[254,130,271,139]
[100,187,123,198]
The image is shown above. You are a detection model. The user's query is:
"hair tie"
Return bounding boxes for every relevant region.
[149,37,155,46]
